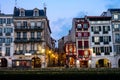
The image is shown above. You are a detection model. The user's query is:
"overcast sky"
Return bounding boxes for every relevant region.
[0,0,120,42]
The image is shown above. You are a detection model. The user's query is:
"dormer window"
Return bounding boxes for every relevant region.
[113,14,118,20]
[77,24,82,30]
[34,10,39,16]
[20,9,25,16]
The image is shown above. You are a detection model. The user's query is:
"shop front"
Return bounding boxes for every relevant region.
[12,59,31,68]
[0,58,7,67]
[78,50,91,68]
[65,41,76,68]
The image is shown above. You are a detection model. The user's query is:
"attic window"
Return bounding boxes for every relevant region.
[34,10,39,16]
[20,10,25,16]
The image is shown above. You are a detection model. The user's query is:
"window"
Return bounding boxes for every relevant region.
[31,32,34,38]
[77,24,82,30]
[83,23,88,29]
[5,47,10,56]
[23,32,27,39]
[94,37,99,43]
[114,24,119,31]
[114,14,118,20]
[115,33,120,43]
[92,26,100,34]
[4,28,13,33]
[115,45,120,54]
[0,38,4,43]
[23,21,27,27]
[0,28,2,33]
[84,41,89,48]
[31,22,35,28]
[34,10,39,16]
[103,36,109,44]
[5,38,12,44]
[20,10,25,16]
[31,43,34,51]
[0,18,6,24]
[37,32,41,38]
[23,44,27,52]
[7,18,13,24]
[37,22,42,27]
[103,26,109,34]
[17,32,21,38]
[0,47,2,56]
[78,41,83,48]
[0,18,3,24]
[93,47,101,55]
[104,47,110,55]
[16,22,21,28]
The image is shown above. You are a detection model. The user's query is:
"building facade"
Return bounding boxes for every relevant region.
[12,7,51,68]
[87,16,114,68]
[107,9,120,68]
[73,18,91,68]
[0,13,14,67]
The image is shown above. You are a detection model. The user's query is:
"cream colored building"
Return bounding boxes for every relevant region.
[13,7,52,68]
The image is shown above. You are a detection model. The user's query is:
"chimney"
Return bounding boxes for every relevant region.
[43,3,47,16]
[44,6,47,16]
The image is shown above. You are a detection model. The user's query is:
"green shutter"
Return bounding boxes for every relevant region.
[101,47,104,52]
[109,36,111,42]
[99,26,101,31]
[110,46,112,52]
[100,37,103,42]
[91,26,93,31]
[92,37,94,42]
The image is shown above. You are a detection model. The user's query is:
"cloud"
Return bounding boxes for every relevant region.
[50,11,88,41]
[50,18,72,41]
[76,11,88,18]
[105,0,120,8]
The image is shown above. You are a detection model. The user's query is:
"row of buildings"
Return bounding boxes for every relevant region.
[58,9,120,68]
[0,6,56,68]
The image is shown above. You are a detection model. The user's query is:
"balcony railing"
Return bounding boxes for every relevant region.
[14,50,28,55]
[29,38,43,42]
[0,33,3,36]
[15,26,43,31]
[14,38,29,43]
[5,33,11,36]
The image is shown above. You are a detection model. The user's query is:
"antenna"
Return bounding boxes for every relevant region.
[15,0,17,7]
[0,3,1,13]
[43,2,47,8]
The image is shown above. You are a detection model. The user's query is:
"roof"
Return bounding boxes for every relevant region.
[13,7,46,17]
[87,16,111,21]
[108,9,120,12]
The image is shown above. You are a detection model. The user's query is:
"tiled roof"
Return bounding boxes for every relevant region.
[108,9,120,12]
[87,16,111,21]
[13,7,45,17]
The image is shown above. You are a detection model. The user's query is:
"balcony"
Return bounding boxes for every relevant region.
[5,33,11,36]
[14,26,29,31]
[29,38,43,43]
[0,33,3,36]
[15,26,44,31]
[29,50,36,54]
[14,50,28,55]
[29,26,43,31]
[115,40,120,43]
[5,43,10,46]
[14,38,29,43]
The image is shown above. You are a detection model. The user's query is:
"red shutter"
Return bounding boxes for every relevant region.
[84,41,89,48]
[78,50,84,56]
[78,41,82,48]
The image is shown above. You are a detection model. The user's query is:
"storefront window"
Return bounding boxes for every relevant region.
[16,61,19,66]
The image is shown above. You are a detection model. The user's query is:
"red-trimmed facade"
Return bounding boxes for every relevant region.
[75,18,91,68]
[65,41,76,67]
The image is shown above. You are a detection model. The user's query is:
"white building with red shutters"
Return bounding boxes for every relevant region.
[72,18,91,68]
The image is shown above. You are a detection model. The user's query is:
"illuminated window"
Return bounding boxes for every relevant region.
[16,61,19,66]
[77,24,82,30]
[94,37,99,42]
[114,14,118,20]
